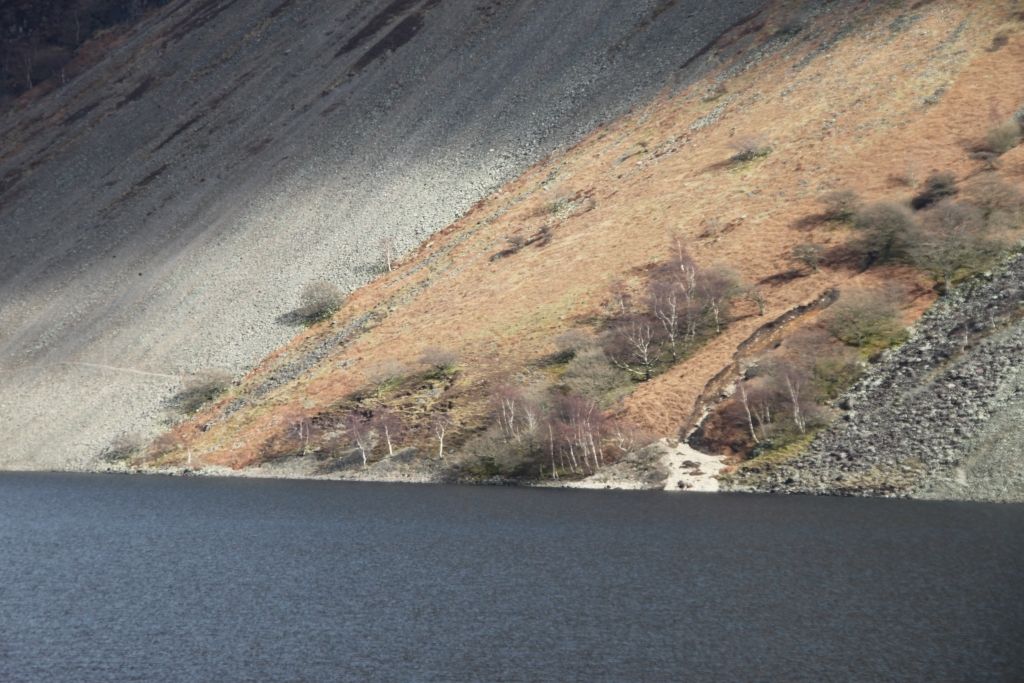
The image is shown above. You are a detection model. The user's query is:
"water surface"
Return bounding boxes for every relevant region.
[1,474,1022,681]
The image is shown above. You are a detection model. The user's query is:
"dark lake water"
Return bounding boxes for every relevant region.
[1,474,1022,682]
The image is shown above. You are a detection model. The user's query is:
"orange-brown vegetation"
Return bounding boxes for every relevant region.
[145,0,1024,475]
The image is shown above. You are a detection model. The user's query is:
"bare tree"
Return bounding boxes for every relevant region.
[737,382,760,444]
[496,385,521,442]
[557,394,604,473]
[784,373,807,434]
[377,235,398,272]
[649,279,682,359]
[344,413,374,466]
[607,317,656,381]
[700,266,741,334]
[432,414,452,460]
[291,414,314,453]
[373,410,402,458]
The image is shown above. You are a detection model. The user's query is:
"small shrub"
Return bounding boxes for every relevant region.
[819,190,861,222]
[910,201,1005,289]
[147,432,182,461]
[790,243,824,272]
[102,432,145,462]
[728,136,772,164]
[984,120,1022,156]
[295,280,345,324]
[366,360,409,391]
[852,201,917,265]
[419,347,458,376]
[546,329,597,364]
[967,175,1024,228]
[561,347,632,407]
[702,82,727,102]
[173,369,233,413]
[823,290,907,353]
[983,121,1024,157]
[812,355,864,401]
[911,172,958,210]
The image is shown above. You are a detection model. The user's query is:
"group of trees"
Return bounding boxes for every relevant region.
[705,289,905,456]
[603,238,757,382]
[805,173,1020,290]
[293,347,462,467]
[0,0,169,100]
[465,383,652,480]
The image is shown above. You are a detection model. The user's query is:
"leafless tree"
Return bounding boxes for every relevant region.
[737,382,760,444]
[607,317,656,381]
[700,266,741,334]
[344,413,374,466]
[496,385,522,442]
[377,235,398,272]
[784,373,808,434]
[291,414,314,453]
[432,414,452,460]
[373,410,402,458]
[495,385,542,443]
[557,394,604,473]
[649,280,682,359]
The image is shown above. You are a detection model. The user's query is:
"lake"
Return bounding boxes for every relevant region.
[1,473,1022,681]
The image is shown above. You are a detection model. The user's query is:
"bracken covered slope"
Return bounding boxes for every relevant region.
[0,0,768,468]
[136,0,1024,498]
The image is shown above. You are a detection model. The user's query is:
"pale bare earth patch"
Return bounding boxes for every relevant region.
[533,440,727,492]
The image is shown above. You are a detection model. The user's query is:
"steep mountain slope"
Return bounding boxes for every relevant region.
[0,0,767,468]
[129,0,1024,499]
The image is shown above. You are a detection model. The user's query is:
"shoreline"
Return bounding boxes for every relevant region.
[1,440,733,493]
[4,464,1023,504]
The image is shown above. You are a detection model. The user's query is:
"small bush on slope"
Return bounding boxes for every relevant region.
[910,201,1006,291]
[984,119,1022,156]
[822,289,908,355]
[819,190,862,223]
[911,172,958,211]
[173,369,233,414]
[294,280,346,324]
[851,201,917,266]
